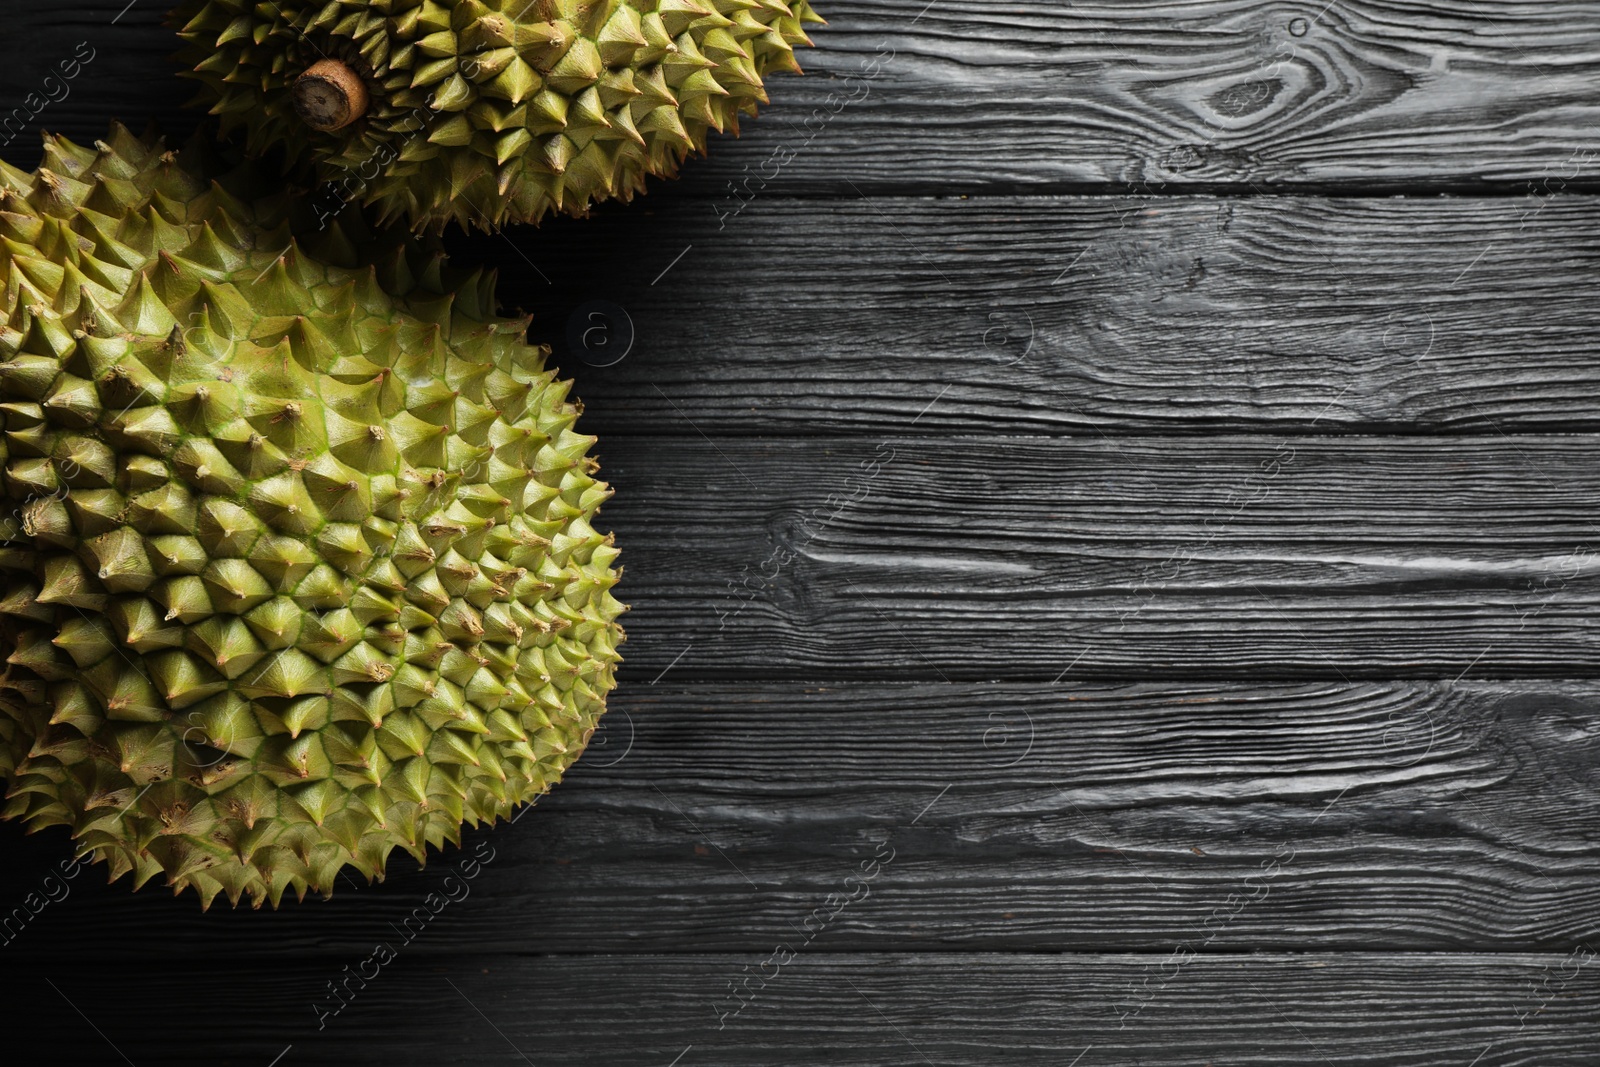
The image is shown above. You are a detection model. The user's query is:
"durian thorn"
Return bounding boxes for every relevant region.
[294,59,371,133]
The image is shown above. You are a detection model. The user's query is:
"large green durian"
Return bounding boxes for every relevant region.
[0,125,625,907]
[170,0,823,231]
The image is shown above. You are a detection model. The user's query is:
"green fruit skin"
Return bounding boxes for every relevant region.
[0,125,625,908]
[171,0,824,232]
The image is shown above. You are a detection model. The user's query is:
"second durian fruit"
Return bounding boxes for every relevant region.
[171,0,823,231]
[0,125,625,907]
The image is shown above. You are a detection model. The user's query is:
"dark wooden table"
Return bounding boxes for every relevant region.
[4,1,1600,1063]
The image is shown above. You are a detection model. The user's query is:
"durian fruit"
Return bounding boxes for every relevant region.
[0,125,625,907]
[170,0,824,231]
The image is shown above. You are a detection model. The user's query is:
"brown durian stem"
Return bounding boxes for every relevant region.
[293,59,369,132]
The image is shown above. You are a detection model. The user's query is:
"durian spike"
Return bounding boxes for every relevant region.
[167,0,820,231]
[0,126,626,908]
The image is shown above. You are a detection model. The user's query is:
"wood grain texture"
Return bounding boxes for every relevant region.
[5,1,1600,191]
[5,954,1597,1065]
[585,434,1600,681]
[465,193,1600,436]
[4,681,1597,957]
[718,0,1600,192]
[3,1,1599,1063]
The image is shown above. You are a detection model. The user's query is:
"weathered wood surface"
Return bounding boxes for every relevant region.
[469,194,1600,436]
[8,954,1599,1065]
[590,434,1600,680]
[5,1,1600,1064]
[5,680,1598,959]
[6,1,1600,191]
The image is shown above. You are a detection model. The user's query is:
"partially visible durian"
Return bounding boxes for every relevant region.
[170,0,824,231]
[0,125,625,907]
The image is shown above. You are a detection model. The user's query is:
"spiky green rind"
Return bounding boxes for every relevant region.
[0,126,625,907]
[170,0,823,232]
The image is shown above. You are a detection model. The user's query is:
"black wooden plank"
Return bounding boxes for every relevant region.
[0,1,190,169]
[6,1,1600,192]
[467,194,1600,437]
[691,0,1600,193]
[4,680,1598,957]
[586,434,1600,681]
[4,953,1596,1065]
[5,5,1599,1066]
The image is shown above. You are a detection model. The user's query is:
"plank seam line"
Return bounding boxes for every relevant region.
[639,183,1600,201]
[583,429,1600,442]
[42,949,1594,961]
